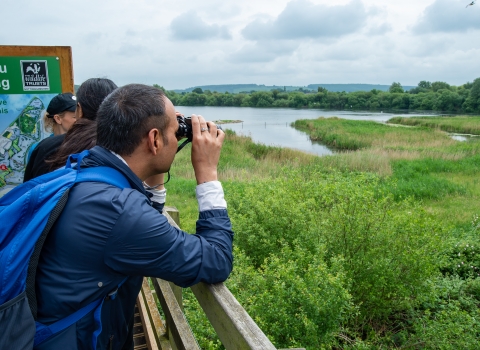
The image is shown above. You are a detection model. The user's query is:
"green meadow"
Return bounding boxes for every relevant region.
[166,117,480,349]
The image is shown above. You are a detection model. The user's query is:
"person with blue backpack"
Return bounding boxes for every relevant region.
[0,84,233,349]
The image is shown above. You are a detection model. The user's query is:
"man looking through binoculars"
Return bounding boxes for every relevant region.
[33,84,233,350]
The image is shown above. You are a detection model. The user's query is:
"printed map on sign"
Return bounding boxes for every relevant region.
[0,94,56,193]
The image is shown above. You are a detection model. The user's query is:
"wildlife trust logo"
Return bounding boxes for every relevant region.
[20,60,50,91]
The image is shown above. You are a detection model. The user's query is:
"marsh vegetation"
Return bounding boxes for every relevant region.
[166,116,480,349]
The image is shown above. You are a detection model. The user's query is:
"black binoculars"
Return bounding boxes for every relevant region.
[176,116,193,141]
[176,115,222,141]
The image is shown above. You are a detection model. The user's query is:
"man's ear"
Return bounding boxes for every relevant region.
[147,128,162,155]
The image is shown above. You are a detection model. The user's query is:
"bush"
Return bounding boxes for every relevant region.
[407,276,480,349]
[227,169,447,328]
[440,216,480,279]
[227,246,351,349]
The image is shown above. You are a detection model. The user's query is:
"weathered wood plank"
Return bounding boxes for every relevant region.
[138,278,172,350]
[153,278,200,350]
[191,282,276,350]
[161,209,184,312]
[169,282,183,312]
[164,206,180,227]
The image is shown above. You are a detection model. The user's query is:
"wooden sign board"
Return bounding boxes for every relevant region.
[0,46,74,192]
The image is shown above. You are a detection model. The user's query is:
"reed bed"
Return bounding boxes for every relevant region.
[171,131,317,181]
[387,115,480,135]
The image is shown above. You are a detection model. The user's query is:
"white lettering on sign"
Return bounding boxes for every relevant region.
[0,65,6,74]
[1,80,10,90]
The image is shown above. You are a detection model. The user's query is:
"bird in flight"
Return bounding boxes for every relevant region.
[466,1,476,7]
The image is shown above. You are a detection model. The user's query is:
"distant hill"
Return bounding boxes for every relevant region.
[308,84,415,92]
[172,83,415,94]
[172,84,303,93]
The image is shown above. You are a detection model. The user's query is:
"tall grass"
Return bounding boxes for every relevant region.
[171,130,317,182]
[292,117,480,227]
[293,117,460,151]
[387,115,480,135]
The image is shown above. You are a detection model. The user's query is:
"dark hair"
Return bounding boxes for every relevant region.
[46,78,118,170]
[46,119,97,170]
[96,84,168,155]
[76,78,118,121]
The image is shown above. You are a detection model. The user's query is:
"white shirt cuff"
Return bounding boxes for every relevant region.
[196,181,227,212]
[147,188,167,204]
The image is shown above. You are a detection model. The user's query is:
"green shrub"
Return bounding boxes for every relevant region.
[412,302,480,349]
[227,169,447,326]
[226,245,351,349]
[407,276,480,349]
[440,217,480,279]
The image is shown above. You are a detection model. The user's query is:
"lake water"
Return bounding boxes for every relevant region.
[176,106,438,156]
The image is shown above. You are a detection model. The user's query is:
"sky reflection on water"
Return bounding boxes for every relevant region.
[176,106,438,156]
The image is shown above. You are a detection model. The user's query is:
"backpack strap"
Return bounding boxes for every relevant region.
[26,165,130,320]
[26,189,71,319]
[76,166,130,189]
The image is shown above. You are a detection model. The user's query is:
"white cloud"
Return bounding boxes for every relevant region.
[367,22,392,36]
[170,11,231,40]
[413,0,480,33]
[0,0,479,88]
[242,0,369,40]
[229,41,299,63]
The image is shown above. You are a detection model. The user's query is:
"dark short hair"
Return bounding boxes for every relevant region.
[76,78,118,121]
[96,84,168,155]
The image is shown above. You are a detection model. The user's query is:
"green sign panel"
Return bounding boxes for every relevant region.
[0,56,62,94]
[0,56,63,192]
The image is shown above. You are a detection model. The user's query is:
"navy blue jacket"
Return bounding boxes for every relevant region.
[35,146,234,349]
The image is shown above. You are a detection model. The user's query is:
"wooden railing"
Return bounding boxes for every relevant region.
[135,207,305,350]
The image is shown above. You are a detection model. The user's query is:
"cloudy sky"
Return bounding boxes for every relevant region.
[2,0,479,89]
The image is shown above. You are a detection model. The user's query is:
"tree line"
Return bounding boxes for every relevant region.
[155,78,480,113]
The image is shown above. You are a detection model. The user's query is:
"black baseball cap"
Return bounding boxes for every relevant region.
[47,93,77,117]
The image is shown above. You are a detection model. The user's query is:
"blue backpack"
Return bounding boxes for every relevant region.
[0,150,130,350]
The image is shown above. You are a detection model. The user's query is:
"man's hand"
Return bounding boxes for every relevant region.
[190,114,225,184]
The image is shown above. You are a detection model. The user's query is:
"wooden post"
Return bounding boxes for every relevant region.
[163,207,183,312]
[164,206,180,227]
[138,278,172,350]
[153,278,200,350]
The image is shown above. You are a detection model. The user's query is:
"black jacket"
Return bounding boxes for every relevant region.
[23,134,65,181]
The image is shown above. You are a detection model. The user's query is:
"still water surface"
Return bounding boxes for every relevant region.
[177,106,437,156]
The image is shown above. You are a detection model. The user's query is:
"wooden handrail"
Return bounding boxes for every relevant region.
[191,282,276,349]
